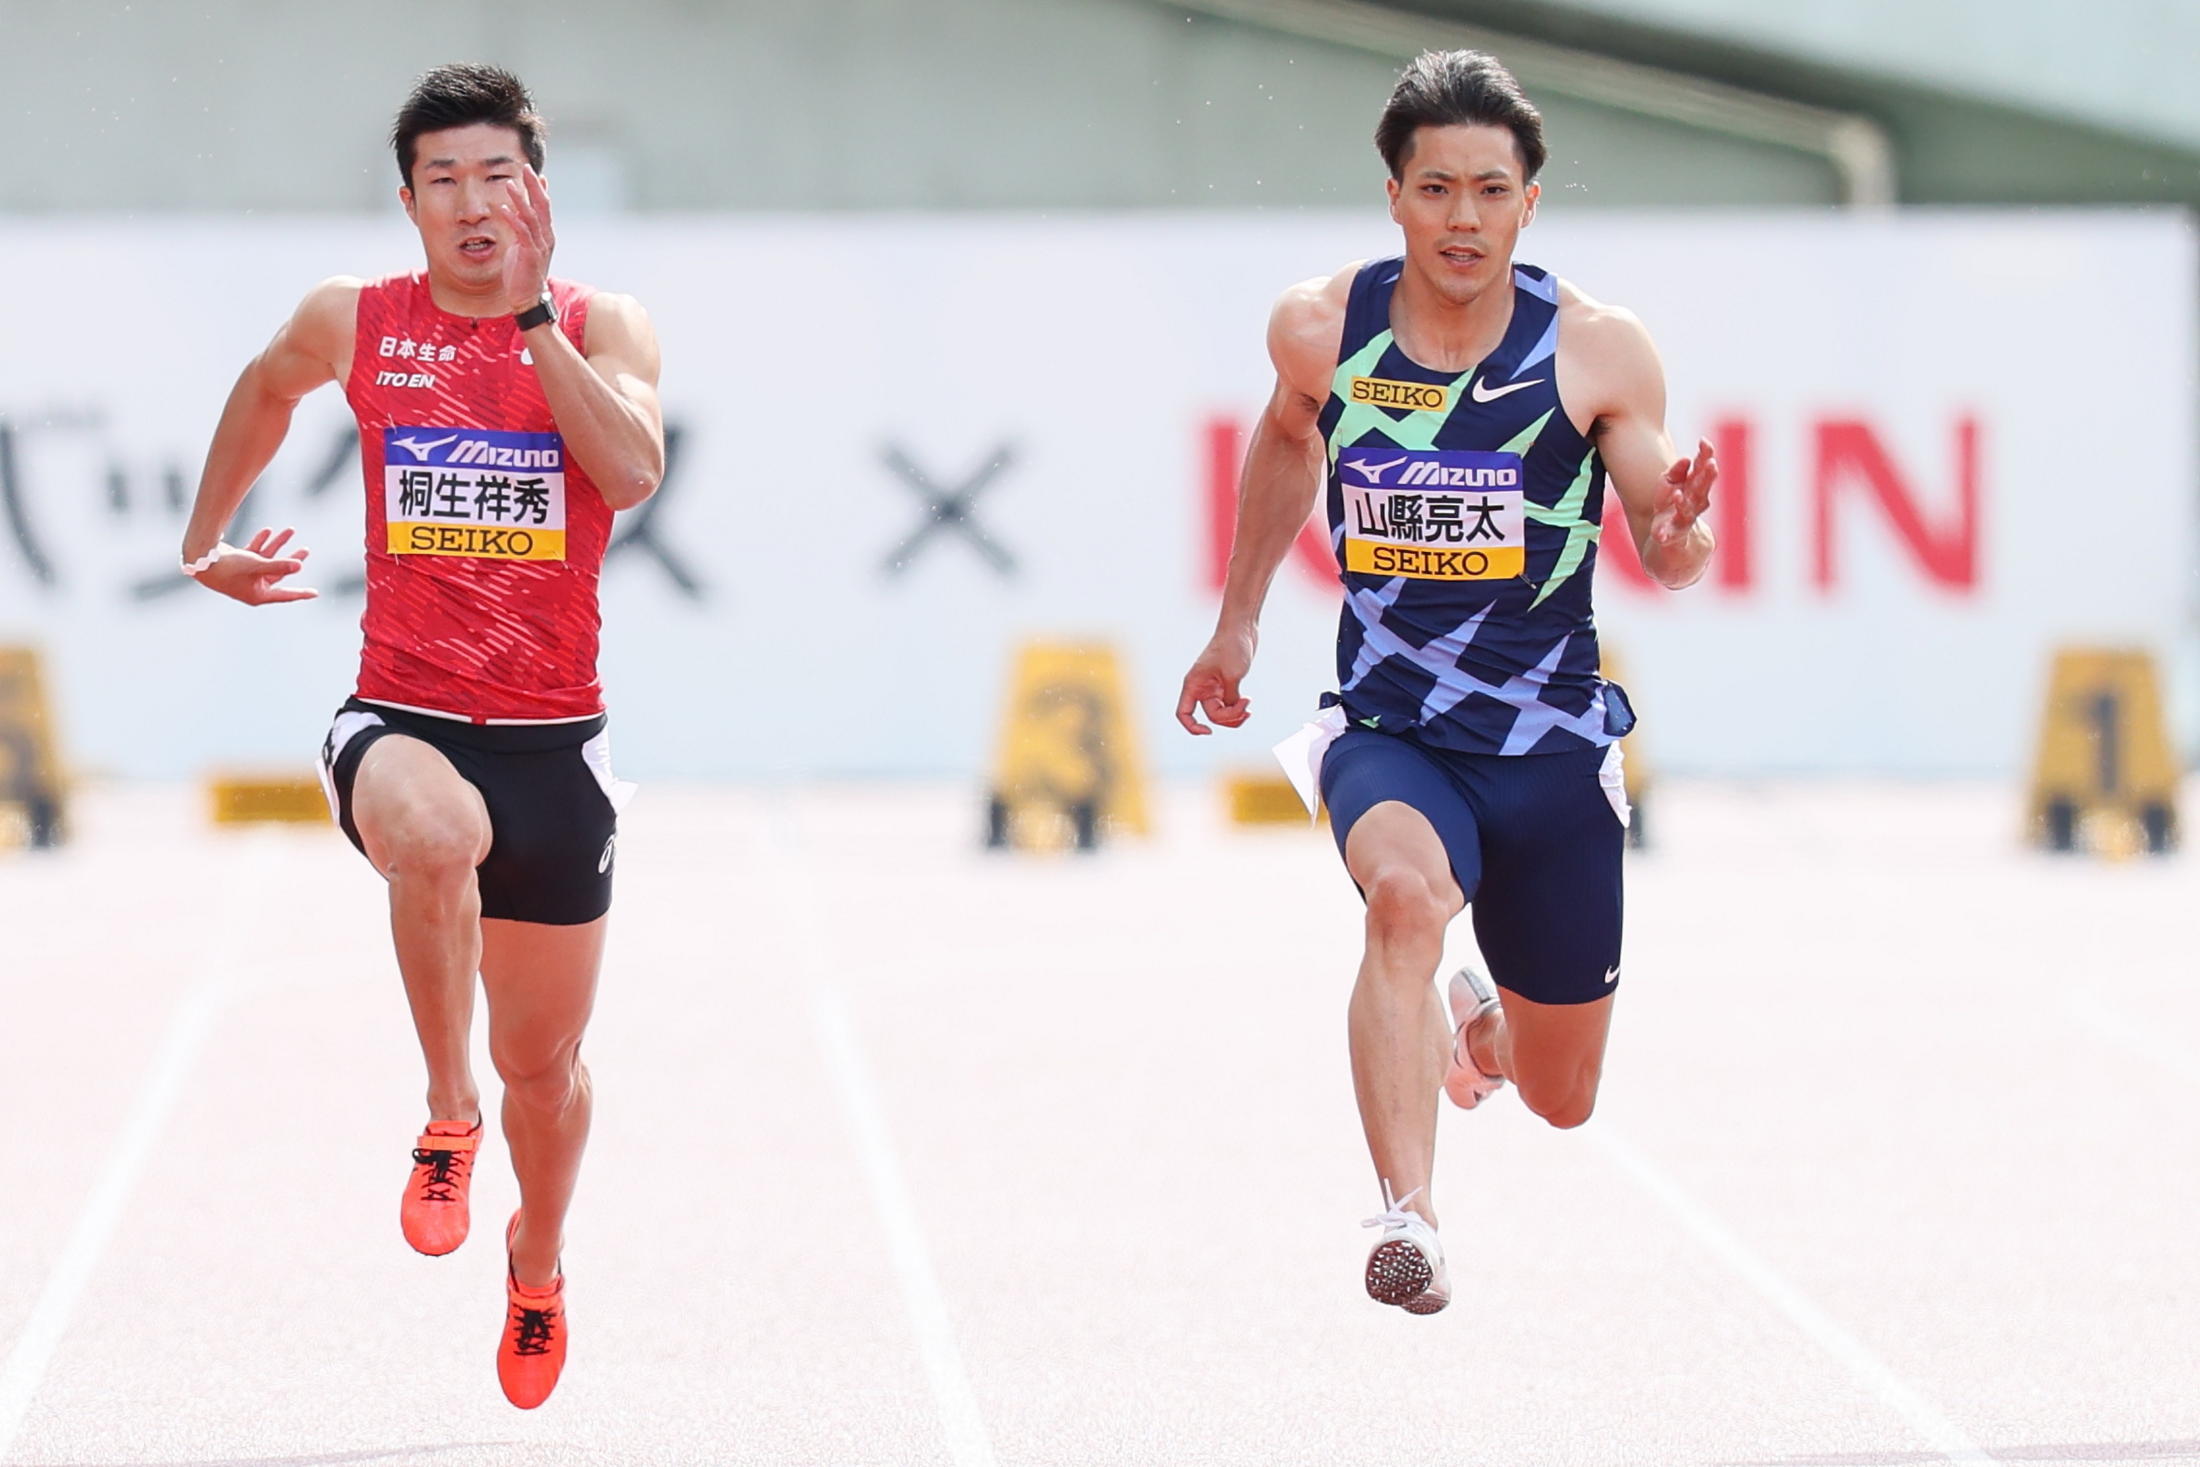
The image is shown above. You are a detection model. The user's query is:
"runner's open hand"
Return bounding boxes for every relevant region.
[1176,625,1257,735]
[499,164,555,313]
[194,527,317,606]
[1648,438,1716,549]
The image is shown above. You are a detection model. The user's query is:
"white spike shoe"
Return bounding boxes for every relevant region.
[1442,965,1507,1110]
[1361,1182,1450,1315]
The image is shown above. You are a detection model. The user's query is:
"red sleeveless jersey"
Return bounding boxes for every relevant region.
[343,272,612,721]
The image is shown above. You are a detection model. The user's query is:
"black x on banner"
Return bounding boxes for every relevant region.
[880,441,1017,579]
[605,422,704,599]
[0,421,57,589]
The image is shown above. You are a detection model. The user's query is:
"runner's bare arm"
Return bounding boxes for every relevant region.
[181,276,360,605]
[498,166,664,510]
[1176,269,1349,735]
[1574,302,1715,591]
[560,291,665,510]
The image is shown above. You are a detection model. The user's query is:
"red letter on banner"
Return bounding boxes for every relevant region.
[1203,415,1338,593]
[1812,416,1980,590]
[1711,417,1752,590]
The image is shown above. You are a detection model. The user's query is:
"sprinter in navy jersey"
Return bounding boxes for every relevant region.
[1177,49,1717,1314]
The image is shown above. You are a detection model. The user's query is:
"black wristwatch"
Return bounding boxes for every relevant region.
[513,293,557,332]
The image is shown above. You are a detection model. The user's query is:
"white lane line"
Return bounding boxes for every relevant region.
[2067,994,2200,1085]
[758,792,995,1467]
[811,983,999,1467]
[0,983,233,1454]
[0,834,285,1460]
[1589,1125,1996,1467]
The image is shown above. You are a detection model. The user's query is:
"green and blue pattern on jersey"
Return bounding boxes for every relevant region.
[1316,256,1634,756]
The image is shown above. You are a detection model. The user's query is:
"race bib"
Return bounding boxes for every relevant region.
[1337,446,1525,581]
[383,427,566,562]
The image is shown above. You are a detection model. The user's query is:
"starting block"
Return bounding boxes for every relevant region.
[985,640,1149,853]
[206,771,331,827]
[1224,768,1322,826]
[0,647,67,849]
[2027,647,2179,856]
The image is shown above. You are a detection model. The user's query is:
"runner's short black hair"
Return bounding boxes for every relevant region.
[1375,50,1546,183]
[391,63,547,188]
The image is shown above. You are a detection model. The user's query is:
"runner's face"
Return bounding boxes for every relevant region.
[400,123,530,291]
[1385,124,1539,304]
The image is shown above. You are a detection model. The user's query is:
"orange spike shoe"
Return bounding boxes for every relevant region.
[400,1120,480,1256]
[498,1211,567,1410]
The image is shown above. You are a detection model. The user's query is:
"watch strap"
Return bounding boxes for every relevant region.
[513,295,556,332]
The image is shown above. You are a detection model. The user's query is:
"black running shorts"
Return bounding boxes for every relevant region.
[316,698,624,926]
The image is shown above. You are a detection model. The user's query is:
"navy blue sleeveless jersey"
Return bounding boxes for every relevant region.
[1316,257,1635,756]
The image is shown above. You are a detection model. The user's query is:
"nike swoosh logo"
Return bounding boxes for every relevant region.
[1470,377,1545,404]
[391,433,459,460]
[1603,966,1620,985]
[598,836,616,874]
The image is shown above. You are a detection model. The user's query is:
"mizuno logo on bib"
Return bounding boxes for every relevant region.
[1338,447,1525,581]
[384,427,567,562]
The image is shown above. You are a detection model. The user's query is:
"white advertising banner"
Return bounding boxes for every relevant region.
[0,211,2191,779]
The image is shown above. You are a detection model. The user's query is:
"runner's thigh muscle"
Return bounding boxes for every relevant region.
[351,734,493,876]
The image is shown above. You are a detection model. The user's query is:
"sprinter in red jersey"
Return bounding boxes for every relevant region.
[178,64,663,1410]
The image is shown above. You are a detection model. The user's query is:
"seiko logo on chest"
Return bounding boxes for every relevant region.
[1349,376,1450,412]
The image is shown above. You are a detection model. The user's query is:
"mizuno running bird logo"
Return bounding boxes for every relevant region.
[1351,455,1409,484]
[391,433,459,461]
[1469,377,1544,404]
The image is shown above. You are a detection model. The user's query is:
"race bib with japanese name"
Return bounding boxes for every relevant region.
[383,427,566,562]
[1338,447,1525,581]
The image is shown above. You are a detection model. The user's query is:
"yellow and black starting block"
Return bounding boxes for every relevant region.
[985,640,1149,853]
[205,771,332,827]
[1223,768,1321,827]
[0,646,67,849]
[2026,646,2179,856]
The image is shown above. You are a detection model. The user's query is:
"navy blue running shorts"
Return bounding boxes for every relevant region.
[316,698,623,926]
[1318,728,1627,1005]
